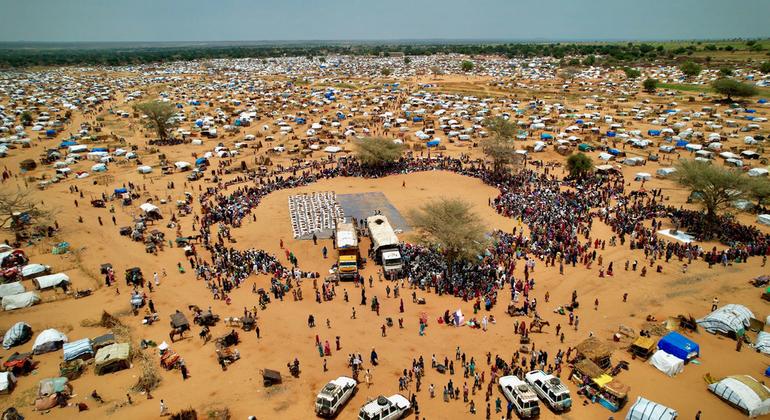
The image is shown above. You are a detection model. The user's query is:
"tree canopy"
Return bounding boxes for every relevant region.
[642,78,658,93]
[409,198,488,274]
[623,67,641,79]
[0,188,53,231]
[680,61,702,78]
[675,160,748,225]
[133,101,177,142]
[355,137,404,166]
[566,153,593,178]
[460,60,474,72]
[711,78,758,101]
[481,117,519,177]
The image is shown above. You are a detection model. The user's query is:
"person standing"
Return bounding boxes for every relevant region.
[160,399,168,416]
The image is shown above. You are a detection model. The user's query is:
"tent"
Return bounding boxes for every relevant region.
[32,273,70,290]
[697,304,754,336]
[2,291,40,311]
[748,168,769,177]
[708,375,770,418]
[649,350,684,377]
[0,282,25,298]
[0,372,17,394]
[174,161,191,170]
[38,377,71,397]
[2,322,32,349]
[426,139,440,147]
[91,163,107,172]
[657,331,699,361]
[94,343,131,375]
[32,329,68,355]
[137,165,152,174]
[634,172,652,181]
[656,168,677,178]
[21,263,50,279]
[625,396,678,420]
[63,338,94,361]
[752,331,770,355]
[758,215,770,226]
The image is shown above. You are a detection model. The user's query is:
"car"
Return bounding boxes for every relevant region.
[358,394,410,420]
[315,376,357,417]
[525,370,572,412]
[498,375,540,418]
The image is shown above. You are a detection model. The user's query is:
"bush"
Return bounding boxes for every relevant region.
[643,78,658,93]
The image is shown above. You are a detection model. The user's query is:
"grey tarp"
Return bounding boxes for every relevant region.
[2,322,32,349]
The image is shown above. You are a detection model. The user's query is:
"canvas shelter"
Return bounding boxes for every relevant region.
[62,338,94,361]
[697,304,754,337]
[2,291,40,311]
[0,372,17,394]
[94,343,131,375]
[0,282,25,298]
[32,329,68,355]
[32,273,70,290]
[624,396,678,420]
[657,331,699,361]
[708,375,770,418]
[649,350,684,377]
[2,322,32,349]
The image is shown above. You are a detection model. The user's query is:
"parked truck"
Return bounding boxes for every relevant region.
[365,215,403,278]
[336,219,360,282]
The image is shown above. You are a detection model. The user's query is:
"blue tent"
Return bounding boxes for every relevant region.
[746,109,756,113]
[540,133,553,140]
[195,120,203,127]
[608,148,622,156]
[676,140,689,148]
[413,117,423,122]
[576,119,585,125]
[647,130,661,136]
[46,129,56,137]
[658,331,699,361]
[426,140,440,147]
[234,119,242,126]
[114,188,128,194]
[765,366,770,377]
[176,104,184,109]
[294,117,306,124]
[92,147,108,152]
[195,157,209,167]
[606,131,616,138]
[60,141,77,148]
[759,99,768,104]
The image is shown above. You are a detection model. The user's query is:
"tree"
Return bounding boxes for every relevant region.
[566,153,593,178]
[643,78,658,93]
[355,137,404,167]
[558,67,579,81]
[711,78,758,101]
[403,56,411,65]
[460,60,474,72]
[760,61,770,74]
[133,101,177,142]
[680,61,702,78]
[481,117,518,177]
[623,67,641,79]
[674,160,748,226]
[409,198,488,275]
[0,188,53,231]
[748,177,770,211]
[20,112,32,126]
[719,67,734,77]
[582,55,595,66]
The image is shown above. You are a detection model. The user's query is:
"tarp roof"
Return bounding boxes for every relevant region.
[709,375,770,417]
[697,304,754,335]
[625,396,678,420]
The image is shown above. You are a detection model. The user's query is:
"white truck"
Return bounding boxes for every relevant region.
[315,376,357,417]
[366,215,403,277]
[358,395,411,420]
[525,370,572,412]
[498,375,540,418]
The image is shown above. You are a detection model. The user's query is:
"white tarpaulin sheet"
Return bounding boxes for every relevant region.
[2,291,40,311]
[708,376,770,418]
[697,304,754,335]
[625,396,678,420]
[752,331,770,355]
[33,273,70,290]
[32,329,68,354]
[0,282,25,298]
[649,350,684,377]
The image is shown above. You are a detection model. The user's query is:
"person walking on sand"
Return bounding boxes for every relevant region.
[160,400,168,416]
[711,297,719,311]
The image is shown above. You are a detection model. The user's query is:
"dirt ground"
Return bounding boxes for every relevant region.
[1,68,769,420]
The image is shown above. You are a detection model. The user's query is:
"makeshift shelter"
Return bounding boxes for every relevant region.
[91,333,115,352]
[656,167,677,178]
[708,375,770,418]
[625,396,678,420]
[32,329,68,355]
[21,263,50,279]
[575,337,614,369]
[0,282,25,298]
[634,172,652,181]
[2,291,40,311]
[94,343,131,375]
[758,215,770,226]
[35,377,72,410]
[657,331,699,361]
[649,350,684,377]
[62,338,93,362]
[697,304,754,337]
[139,203,163,220]
[2,322,32,349]
[32,273,70,290]
[0,372,17,394]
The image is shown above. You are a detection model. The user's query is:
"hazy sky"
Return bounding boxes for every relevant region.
[1,0,769,42]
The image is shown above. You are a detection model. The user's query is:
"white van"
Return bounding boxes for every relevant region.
[499,376,540,418]
[358,395,410,420]
[315,376,357,417]
[525,370,572,412]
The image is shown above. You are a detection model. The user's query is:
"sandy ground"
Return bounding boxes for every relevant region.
[0,71,769,420]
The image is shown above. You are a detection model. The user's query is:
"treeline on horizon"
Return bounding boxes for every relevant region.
[0,40,765,68]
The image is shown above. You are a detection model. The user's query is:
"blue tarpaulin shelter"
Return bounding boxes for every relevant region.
[46,129,56,137]
[413,117,423,122]
[540,133,553,140]
[114,188,127,194]
[195,157,208,167]
[606,131,616,137]
[658,331,699,361]
[676,140,689,148]
[608,148,622,156]
[60,141,77,148]
[648,130,661,136]
[426,140,440,147]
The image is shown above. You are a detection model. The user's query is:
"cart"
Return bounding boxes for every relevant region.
[262,369,282,386]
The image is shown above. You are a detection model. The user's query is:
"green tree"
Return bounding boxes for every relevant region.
[355,137,404,167]
[0,188,53,231]
[566,153,593,178]
[760,61,770,74]
[481,117,518,177]
[643,78,658,93]
[20,111,33,126]
[582,55,596,66]
[748,177,770,210]
[460,60,474,72]
[711,78,758,101]
[674,160,748,227]
[408,198,488,276]
[623,67,641,79]
[380,67,393,76]
[719,67,734,77]
[680,61,702,78]
[133,101,177,142]
[403,56,411,65]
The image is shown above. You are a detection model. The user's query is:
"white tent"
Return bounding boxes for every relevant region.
[656,167,677,178]
[32,273,70,290]
[21,263,50,279]
[0,372,17,394]
[752,331,770,354]
[324,146,342,153]
[625,396,678,420]
[174,161,191,170]
[709,375,770,418]
[748,168,769,177]
[0,282,25,298]
[139,203,160,214]
[758,214,770,226]
[2,291,40,311]
[32,329,68,354]
[91,163,107,172]
[649,350,684,377]
[697,304,754,336]
[137,165,152,174]
[634,172,652,181]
